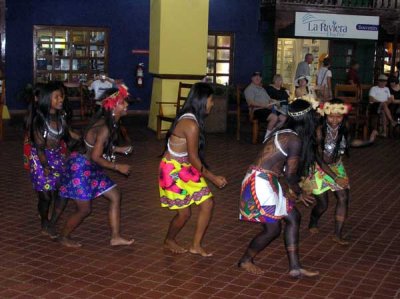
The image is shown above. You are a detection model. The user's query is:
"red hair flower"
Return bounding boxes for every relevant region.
[102,84,129,111]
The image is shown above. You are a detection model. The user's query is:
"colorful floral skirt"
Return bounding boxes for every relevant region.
[239,167,293,223]
[302,161,349,195]
[29,146,65,191]
[59,152,116,200]
[159,157,212,210]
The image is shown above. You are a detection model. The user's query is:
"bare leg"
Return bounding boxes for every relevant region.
[238,221,282,275]
[189,198,214,257]
[164,207,191,254]
[332,189,350,245]
[308,193,329,233]
[276,114,287,129]
[103,188,134,246]
[285,208,319,278]
[267,113,278,132]
[382,102,396,126]
[37,191,58,239]
[59,199,91,248]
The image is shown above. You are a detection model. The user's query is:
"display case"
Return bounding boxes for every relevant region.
[276,39,295,92]
[33,26,109,84]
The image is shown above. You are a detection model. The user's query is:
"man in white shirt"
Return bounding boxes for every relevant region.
[369,74,396,135]
[295,53,313,80]
[88,73,115,106]
[244,71,278,140]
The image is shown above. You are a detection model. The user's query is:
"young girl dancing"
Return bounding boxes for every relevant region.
[303,99,351,245]
[58,85,134,248]
[238,99,319,278]
[159,82,227,257]
[27,82,77,238]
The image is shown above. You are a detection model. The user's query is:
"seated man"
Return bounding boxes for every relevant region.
[244,72,278,141]
[369,74,396,137]
[88,73,115,107]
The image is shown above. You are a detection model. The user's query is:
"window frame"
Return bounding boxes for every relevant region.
[207,31,234,85]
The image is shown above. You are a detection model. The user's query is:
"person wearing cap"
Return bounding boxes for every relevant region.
[294,75,313,99]
[369,74,396,136]
[244,72,279,139]
[295,53,313,79]
[238,99,319,278]
[88,72,115,106]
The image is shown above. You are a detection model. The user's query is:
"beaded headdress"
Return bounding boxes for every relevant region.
[288,105,313,118]
[317,102,351,116]
[102,84,129,111]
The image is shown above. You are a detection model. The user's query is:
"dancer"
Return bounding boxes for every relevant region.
[304,99,351,245]
[238,99,319,278]
[27,82,77,238]
[58,85,134,248]
[159,82,227,257]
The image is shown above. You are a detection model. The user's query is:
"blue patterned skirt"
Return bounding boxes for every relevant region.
[29,146,65,191]
[59,152,116,200]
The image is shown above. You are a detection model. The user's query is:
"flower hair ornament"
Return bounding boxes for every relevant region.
[102,84,129,111]
[317,102,351,116]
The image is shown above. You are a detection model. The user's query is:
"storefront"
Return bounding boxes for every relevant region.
[273,12,379,91]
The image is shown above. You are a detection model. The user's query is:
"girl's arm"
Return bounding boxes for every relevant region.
[184,121,227,188]
[90,126,131,175]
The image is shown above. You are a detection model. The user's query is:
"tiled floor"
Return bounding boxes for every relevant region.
[0,117,399,298]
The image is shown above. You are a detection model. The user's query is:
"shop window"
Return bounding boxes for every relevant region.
[33,25,109,84]
[206,32,234,85]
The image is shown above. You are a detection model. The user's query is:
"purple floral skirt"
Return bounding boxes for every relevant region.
[29,146,65,191]
[59,152,116,200]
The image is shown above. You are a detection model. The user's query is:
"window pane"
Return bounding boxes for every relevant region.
[52,73,68,82]
[217,36,231,47]
[216,76,229,85]
[55,30,69,42]
[91,32,105,43]
[217,49,230,60]
[72,31,89,43]
[207,50,215,60]
[216,62,229,74]
[54,59,70,71]
[207,61,214,73]
[208,35,215,47]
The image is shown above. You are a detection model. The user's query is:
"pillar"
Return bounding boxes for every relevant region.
[148,0,209,131]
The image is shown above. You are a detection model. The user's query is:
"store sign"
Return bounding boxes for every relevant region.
[295,12,379,40]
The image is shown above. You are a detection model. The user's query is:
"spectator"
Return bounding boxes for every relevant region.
[316,58,332,102]
[369,74,396,136]
[295,53,313,79]
[265,74,288,128]
[346,60,360,86]
[244,72,278,140]
[88,72,115,106]
[388,75,400,123]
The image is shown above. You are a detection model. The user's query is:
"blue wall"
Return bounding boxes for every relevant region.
[6,0,264,110]
[209,0,264,85]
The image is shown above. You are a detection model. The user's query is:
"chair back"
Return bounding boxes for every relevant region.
[175,82,193,115]
[236,83,249,140]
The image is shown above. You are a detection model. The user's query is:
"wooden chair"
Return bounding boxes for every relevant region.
[156,82,193,139]
[236,84,262,144]
[334,84,368,139]
[64,82,85,120]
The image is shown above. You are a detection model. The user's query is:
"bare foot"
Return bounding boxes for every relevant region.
[58,236,82,248]
[309,227,319,234]
[164,239,187,254]
[332,235,350,246]
[289,268,319,278]
[370,130,378,142]
[189,246,213,257]
[41,226,59,239]
[110,236,135,246]
[238,261,265,275]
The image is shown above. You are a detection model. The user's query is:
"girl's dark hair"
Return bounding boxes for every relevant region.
[29,82,65,143]
[321,98,349,161]
[85,88,120,158]
[323,58,330,67]
[388,75,399,85]
[165,82,214,165]
[286,99,317,177]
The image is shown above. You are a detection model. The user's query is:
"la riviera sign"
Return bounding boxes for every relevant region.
[295,12,379,40]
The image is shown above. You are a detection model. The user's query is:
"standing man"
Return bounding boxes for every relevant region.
[295,53,313,79]
[244,72,278,140]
